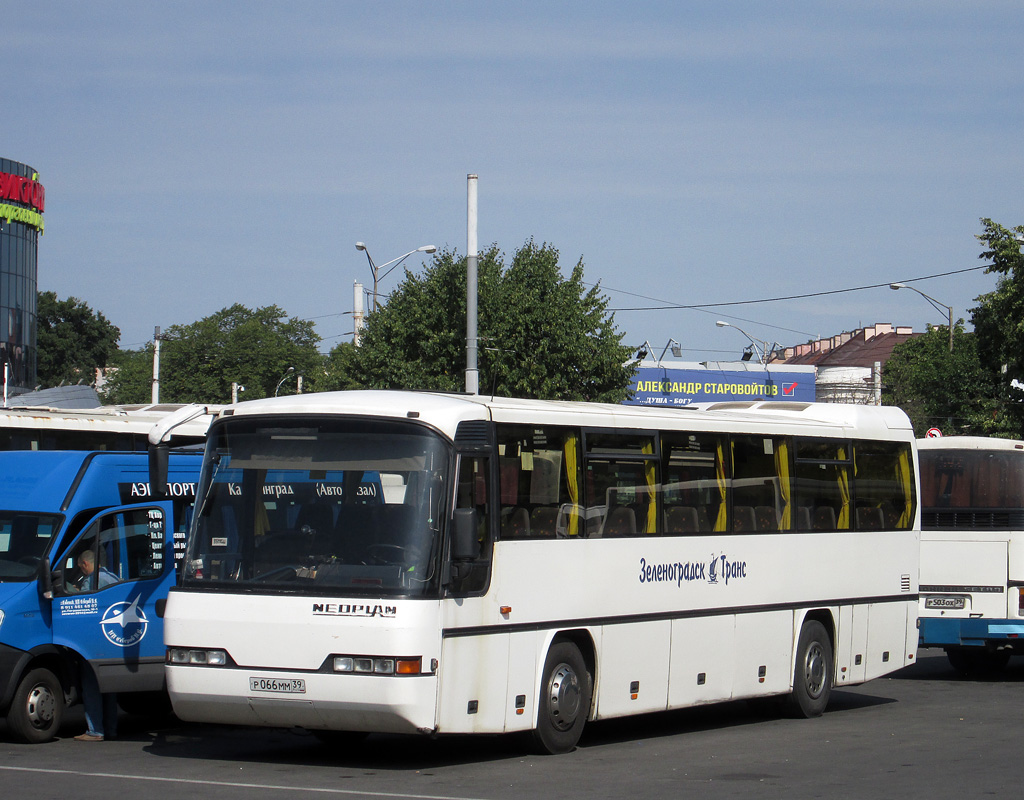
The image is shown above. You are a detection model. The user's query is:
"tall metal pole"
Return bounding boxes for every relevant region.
[151,326,161,404]
[353,281,365,345]
[466,174,479,395]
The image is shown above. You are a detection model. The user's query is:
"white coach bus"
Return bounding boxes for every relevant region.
[0,403,211,452]
[917,436,1024,673]
[164,391,919,753]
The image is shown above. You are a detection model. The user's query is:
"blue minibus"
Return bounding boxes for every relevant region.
[0,450,202,742]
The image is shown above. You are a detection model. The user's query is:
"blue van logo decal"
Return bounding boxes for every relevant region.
[100,598,149,647]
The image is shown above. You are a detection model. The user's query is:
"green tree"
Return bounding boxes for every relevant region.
[882,323,1004,436]
[102,304,322,404]
[970,217,1024,435]
[35,291,120,388]
[324,241,636,402]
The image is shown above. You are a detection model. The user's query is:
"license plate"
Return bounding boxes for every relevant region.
[249,677,306,693]
[925,596,966,610]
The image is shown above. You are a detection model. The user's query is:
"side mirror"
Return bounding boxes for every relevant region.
[38,558,54,599]
[49,567,67,598]
[149,443,169,500]
[451,508,480,561]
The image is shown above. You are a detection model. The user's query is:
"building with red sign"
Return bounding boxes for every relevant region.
[0,157,44,398]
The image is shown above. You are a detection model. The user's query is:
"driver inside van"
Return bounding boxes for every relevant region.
[73,549,118,592]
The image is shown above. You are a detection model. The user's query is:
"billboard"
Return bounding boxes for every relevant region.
[625,363,816,407]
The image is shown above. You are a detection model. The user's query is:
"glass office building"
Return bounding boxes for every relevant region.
[0,157,44,396]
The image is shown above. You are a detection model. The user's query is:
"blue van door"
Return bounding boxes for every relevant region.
[50,502,177,693]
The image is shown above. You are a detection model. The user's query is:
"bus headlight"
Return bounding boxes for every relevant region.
[167,647,228,666]
[332,655,421,675]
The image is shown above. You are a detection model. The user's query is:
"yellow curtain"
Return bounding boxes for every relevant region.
[774,439,790,531]
[897,445,913,529]
[835,442,851,528]
[564,433,580,537]
[643,439,657,534]
[715,439,728,531]
[837,445,851,529]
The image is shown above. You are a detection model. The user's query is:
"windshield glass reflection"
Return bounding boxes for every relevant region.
[186,417,449,597]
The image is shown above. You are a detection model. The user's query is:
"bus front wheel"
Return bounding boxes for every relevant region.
[7,667,65,744]
[785,620,832,718]
[532,641,592,755]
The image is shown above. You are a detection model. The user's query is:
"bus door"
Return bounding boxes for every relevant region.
[50,502,177,693]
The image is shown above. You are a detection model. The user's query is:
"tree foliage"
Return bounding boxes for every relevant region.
[101,304,322,404]
[969,218,1024,435]
[882,218,1024,438]
[324,241,636,402]
[35,291,121,388]
[882,323,1002,436]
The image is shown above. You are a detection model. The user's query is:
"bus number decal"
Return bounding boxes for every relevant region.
[639,554,748,587]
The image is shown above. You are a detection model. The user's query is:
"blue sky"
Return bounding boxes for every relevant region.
[3,2,1022,361]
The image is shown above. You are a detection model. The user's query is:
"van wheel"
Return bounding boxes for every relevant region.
[532,641,591,755]
[785,620,832,718]
[7,667,65,744]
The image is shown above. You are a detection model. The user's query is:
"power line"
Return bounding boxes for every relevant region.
[600,264,991,312]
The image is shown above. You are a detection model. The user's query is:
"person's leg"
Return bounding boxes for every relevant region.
[79,664,104,739]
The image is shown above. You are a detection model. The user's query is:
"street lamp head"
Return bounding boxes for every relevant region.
[418,245,438,254]
[715,320,729,328]
[889,283,906,291]
[355,242,367,251]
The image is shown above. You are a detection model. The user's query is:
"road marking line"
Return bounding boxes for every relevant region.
[0,765,490,800]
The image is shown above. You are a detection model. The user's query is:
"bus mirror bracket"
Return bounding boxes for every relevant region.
[149,443,169,500]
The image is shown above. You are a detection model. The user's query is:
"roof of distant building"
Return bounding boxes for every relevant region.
[772,323,919,368]
[4,385,102,409]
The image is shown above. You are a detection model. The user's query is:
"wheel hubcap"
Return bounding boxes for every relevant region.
[547,663,581,731]
[805,642,825,698]
[26,683,57,729]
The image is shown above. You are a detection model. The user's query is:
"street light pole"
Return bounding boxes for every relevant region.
[355,242,437,311]
[715,321,767,364]
[889,283,953,353]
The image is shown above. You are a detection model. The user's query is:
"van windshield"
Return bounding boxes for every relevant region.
[185,416,450,597]
[0,512,63,581]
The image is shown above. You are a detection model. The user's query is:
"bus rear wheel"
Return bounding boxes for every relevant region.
[785,620,832,718]
[532,641,592,755]
[7,667,65,744]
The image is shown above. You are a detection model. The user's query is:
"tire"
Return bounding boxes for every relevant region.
[532,641,592,755]
[785,620,832,718]
[6,667,65,744]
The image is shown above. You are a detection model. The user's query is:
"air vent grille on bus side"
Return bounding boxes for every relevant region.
[922,510,1024,530]
[455,421,491,450]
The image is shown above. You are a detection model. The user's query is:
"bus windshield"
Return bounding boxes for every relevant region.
[185,416,450,597]
[0,511,63,581]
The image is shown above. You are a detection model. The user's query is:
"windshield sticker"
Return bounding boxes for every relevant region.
[312,603,397,618]
[639,554,748,587]
[100,597,149,647]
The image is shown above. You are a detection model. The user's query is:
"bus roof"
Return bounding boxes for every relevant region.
[0,403,219,439]
[917,435,1024,452]
[213,391,914,442]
